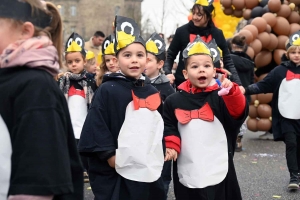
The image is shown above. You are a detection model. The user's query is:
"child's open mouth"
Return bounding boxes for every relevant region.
[130,67,139,70]
[198,76,207,83]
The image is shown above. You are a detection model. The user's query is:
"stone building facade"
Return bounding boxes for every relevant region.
[48,0,143,42]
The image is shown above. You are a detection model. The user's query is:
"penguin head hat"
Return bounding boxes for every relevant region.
[286,30,300,59]
[65,32,86,58]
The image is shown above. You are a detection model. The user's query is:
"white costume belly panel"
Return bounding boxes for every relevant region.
[278,79,300,119]
[68,96,87,139]
[0,115,12,199]
[115,102,164,182]
[177,117,228,188]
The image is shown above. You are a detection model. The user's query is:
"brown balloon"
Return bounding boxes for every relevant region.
[247,118,258,132]
[288,11,300,23]
[257,93,273,104]
[246,46,255,59]
[273,17,290,36]
[250,39,263,55]
[274,49,287,65]
[277,4,292,18]
[233,9,243,18]
[243,25,259,39]
[268,0,282,13]
[221,0,232,8]
[257,104,272,118]
[266,24,272,33]
[262,13,277,27]
[289,0,300,6]
[257,32,271,48]
[257,118,272,131]
[266,33,278,51]
[245,0,259,9]
[249,105,258,118]
[243,9,252,20]
[277,35,289,49]
[255,51,272,68]
[232,0,245,10]
[289,23,300,36]
[223,7,234,15]
[251,94,258,104]
[251,17,267,33]
[238,30,253,44]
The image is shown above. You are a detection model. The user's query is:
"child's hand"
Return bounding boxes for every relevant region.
[220,74,233,89]
[165,148,178,161]
[107,155,116,168]
[239,86,245,94]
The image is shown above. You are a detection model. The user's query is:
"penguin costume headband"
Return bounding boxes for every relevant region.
[286,30,300,50]
[195,0,214,13]
[146,33,166,56]
[65,32,86,57]
[86,51,95,60]
[114,15,145,53]
[0,0,52,28]
[183,35,212,59]
[102,35,115,55]
[206,39,220,63]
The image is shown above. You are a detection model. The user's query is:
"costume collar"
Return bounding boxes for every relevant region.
[178,79,219,94]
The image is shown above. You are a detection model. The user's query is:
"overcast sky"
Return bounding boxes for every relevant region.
[141,0,194,37]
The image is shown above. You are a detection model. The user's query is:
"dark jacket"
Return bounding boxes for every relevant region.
[230,51,255,102]
[164,21,242,87]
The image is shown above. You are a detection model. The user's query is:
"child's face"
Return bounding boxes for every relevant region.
[145,53,163,78]
[65,52,86,74]
[288,48,300,65]
[183,54,216,88]
[86,59,97,74]
[117,43,147,79]
[104,55,118,73]
[0,19,22,54]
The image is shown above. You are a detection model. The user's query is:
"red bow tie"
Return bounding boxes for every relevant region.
[132,91,161,111]
[286,70,300,81]
[68,86,85,98]
[175,103,214,124]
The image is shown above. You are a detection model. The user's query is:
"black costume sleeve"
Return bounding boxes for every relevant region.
[9,76,83,198]
[164,29,182,75]
[78,86,116,156]
[216,29,242,85]
[245,68,277,95]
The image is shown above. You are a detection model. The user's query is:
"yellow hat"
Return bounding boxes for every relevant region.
[183,35,212,59]
[86,51,95,60]
[97,52,103,65]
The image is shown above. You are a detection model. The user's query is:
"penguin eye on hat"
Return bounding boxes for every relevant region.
[154,40,163,49]
[210,48,217,60]
[75,38,83,47]
[121,22,134,35]
[104,40,110,50]
[292,34,300,42]
[67,38,73,47]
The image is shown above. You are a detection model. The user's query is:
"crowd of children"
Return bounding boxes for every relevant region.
[2,0,300,200]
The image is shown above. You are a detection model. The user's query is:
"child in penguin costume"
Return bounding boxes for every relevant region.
[163,36,248,200]
[245,31,300,190]
[78,16,166,200]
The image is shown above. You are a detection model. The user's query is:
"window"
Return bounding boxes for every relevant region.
[57,5,64,16]
[71,6,77,16]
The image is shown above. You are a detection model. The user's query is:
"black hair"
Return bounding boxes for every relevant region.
[231,35,246,47]
[155,51,167,63]
[94,31,105,38]
[191,4,215,27]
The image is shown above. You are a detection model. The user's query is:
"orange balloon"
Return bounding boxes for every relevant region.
[288,11,300,24]
[289,23,300,36]
[277,4,292,18]
[262,13,277,27]
[251,94,258,104]
[245,0,259,9]
[273,49,286,65]
[266,24,272,33]
[238,30,253,44]
[246,46,255,59]
[232,0,245,10]
[249,105,258,118]
[247,118,258,132]
[257,93,273,104]
[243,9,252,20]
[243,25,259,39]
[251,17,267,33]
[221,0,232,8]
[257,118,272,131]
[290,0,300,6]
[257,32,271,48]
[273,17,290,36]
[250,39,262,55]
[277,35,289,49]
[255,51,272,68]
[268,0,282,13]
[223,7,234,15]
[266,33,278,51]
[257,104,272,118]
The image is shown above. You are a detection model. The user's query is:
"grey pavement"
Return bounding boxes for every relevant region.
[84,131,300,200]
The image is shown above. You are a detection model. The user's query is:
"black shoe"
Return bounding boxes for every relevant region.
[288,172,300,190]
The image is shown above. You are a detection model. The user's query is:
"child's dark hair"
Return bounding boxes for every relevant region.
[191,4,215,27]
[231,35,246,48]
[155,51,167,63]
[183,54,213,69]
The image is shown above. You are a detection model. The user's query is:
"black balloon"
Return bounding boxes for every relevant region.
[259,0,269,7]
[251,6,264,18]
[262,5,269,15]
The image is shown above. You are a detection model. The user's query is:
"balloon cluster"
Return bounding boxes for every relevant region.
[221,0,300,132]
